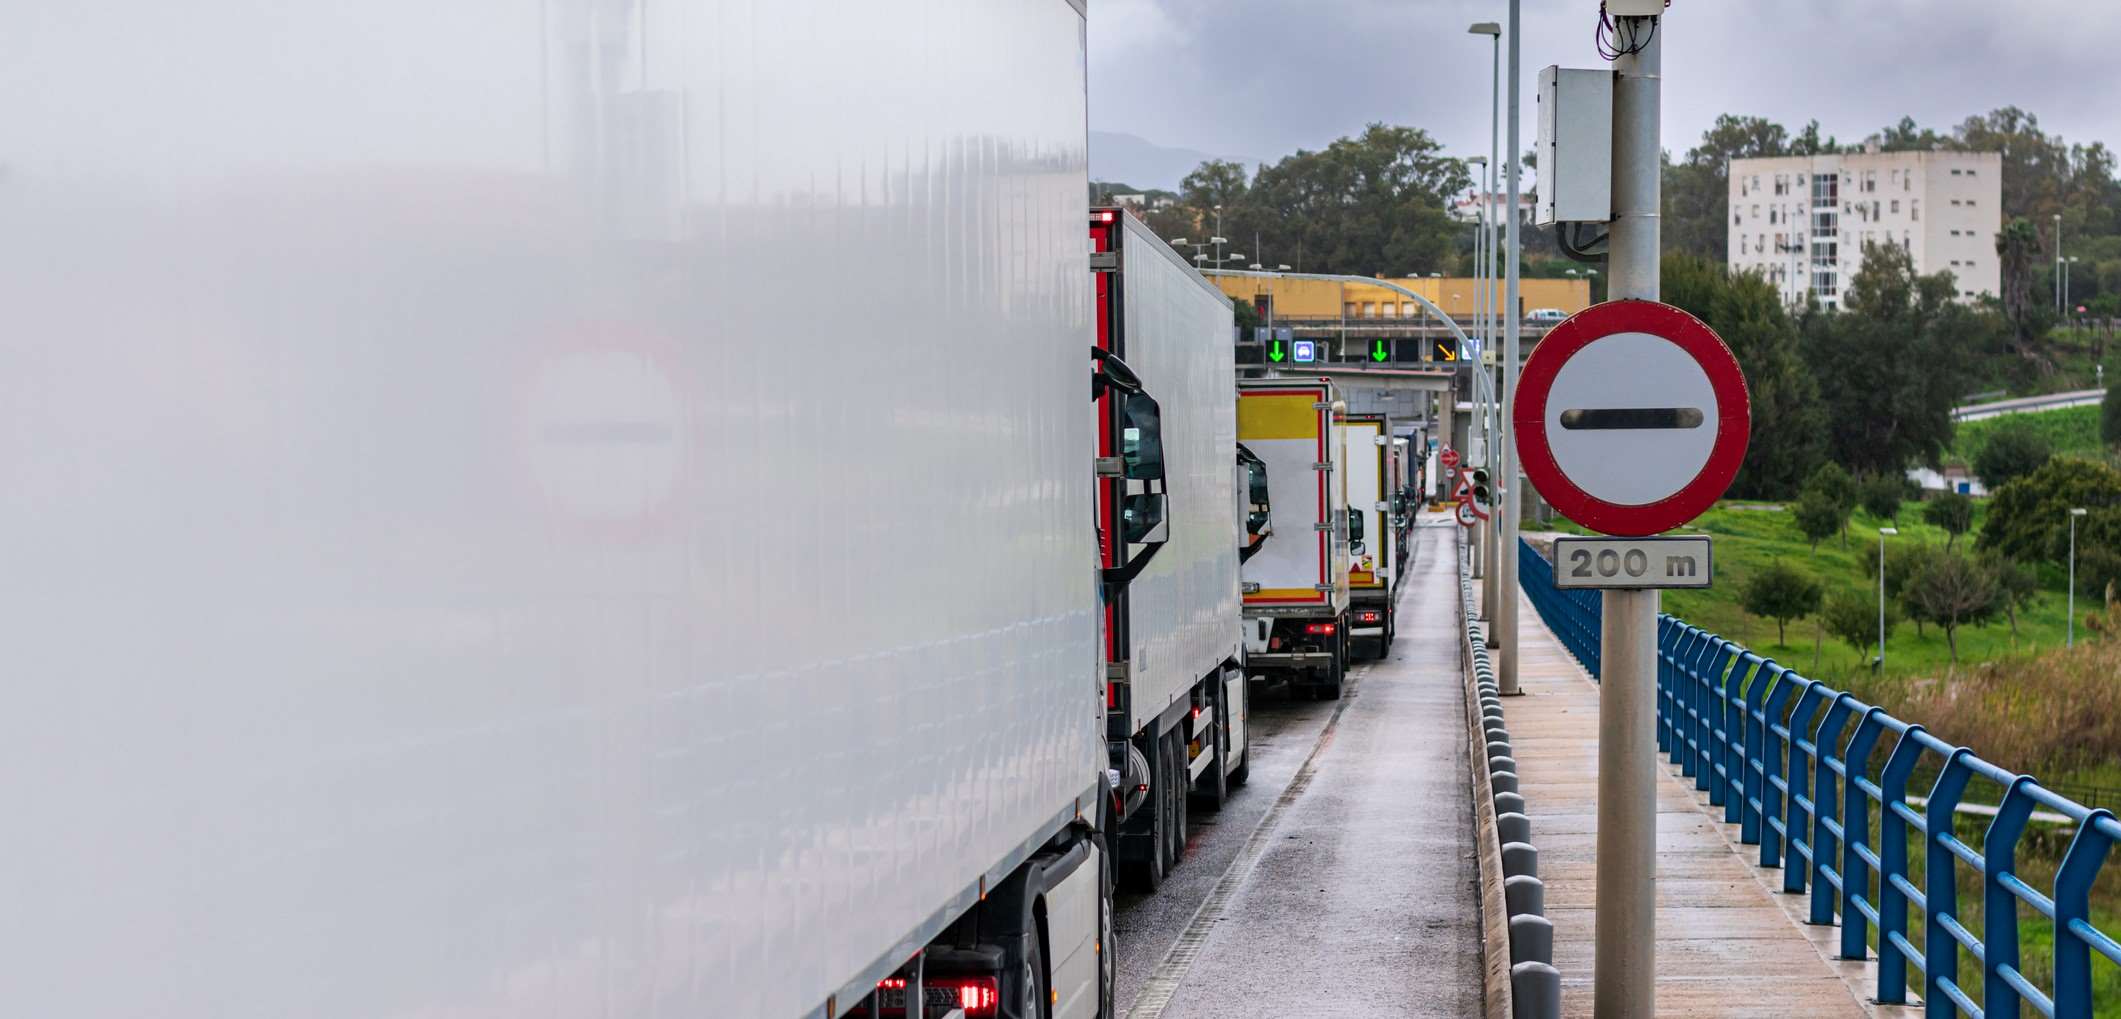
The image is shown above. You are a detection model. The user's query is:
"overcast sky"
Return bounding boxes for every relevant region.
[1089,0,2121,184]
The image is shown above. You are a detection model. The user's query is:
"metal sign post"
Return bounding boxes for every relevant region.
[1510,11,1751,1013]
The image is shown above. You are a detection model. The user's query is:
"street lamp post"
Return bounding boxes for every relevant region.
[2070,507,2089,647]
[1876,527,1898,669]
[2055,213,2064,315]
[1469,20,1502,638]
[2067,256,2082,313]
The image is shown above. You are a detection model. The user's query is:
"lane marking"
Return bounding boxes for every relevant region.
[1123,666,1362,1019]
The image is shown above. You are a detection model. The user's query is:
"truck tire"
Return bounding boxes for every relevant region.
[1097,839,1117,1018]
[1165,731,1189,868]
[1319,628,1346,700]
[1019,922,1048,1019]
[1120,745,1166,894]
[1193,690,1230,811]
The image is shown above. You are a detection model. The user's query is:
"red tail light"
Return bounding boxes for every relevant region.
[1356,610,1381,623]
[869,975,1000,1018]
[1303,623,1337,635]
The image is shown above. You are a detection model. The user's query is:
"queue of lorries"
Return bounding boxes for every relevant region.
[6,3,1430,1018]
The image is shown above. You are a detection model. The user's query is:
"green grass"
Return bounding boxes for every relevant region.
[1542,501,2078,686]
[1950,403,2107,469]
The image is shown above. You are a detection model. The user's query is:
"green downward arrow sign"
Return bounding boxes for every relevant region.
[1268,340,1286,363]
[1371,339,1389,362]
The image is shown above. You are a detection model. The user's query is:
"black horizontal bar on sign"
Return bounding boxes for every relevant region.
[1558,407,1705,430]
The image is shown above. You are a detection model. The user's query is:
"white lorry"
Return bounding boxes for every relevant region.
[1342,414,1398,657]
[1090,208,1251,892]
[1236,379,1354,697]
[3,2,1113,1018]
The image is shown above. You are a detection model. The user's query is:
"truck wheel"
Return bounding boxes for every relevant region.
[1320,629,1346,700]
[1193,695,1229,811]
[1120,747,1167,894]
[1097,839,1117,1018]
[1164,732,1189,868]
[1228,747,1250,787]
[1019,922,1049,1019]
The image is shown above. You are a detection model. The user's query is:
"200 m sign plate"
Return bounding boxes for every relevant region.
[1551,536,1713,590]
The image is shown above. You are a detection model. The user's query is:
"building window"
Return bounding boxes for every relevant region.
[1951,199,1961,206]
[1345,302,1359,319]
[1966,199,1977,207]
[1733,212,1743,226]
[1740,235,1748,254]
[1874,201,1882,219]
[1363,301,1377,318]
[1966,168,1978,176]
[1911,200,1920,221]
[1951,168,1963,176]
[1400,302,1413,317]
[1769,207,1779,224]
[1891,200,1900,214]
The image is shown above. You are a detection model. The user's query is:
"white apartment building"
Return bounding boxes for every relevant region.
[1727,148,2002,309]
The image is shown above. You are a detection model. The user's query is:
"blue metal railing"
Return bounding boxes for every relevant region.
[1516,537,2121,1017]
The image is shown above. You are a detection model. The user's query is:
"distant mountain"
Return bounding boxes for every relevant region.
[1089,131,1250,192]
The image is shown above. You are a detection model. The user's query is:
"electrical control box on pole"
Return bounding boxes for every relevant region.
[1522,7,1753,1015]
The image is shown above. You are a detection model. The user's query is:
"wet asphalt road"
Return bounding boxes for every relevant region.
[1112,520,1481,1017]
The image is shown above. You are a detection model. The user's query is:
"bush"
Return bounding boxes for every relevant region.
[1973,419,2053,490]
[1791,489,1846,551]
[1822,588,1894,661]
[1922,491,1975,549]
[1901,618,2121,777]
[1977,457,2121,564]
[2104,382,2121,448]
[1858,472,1904,523]
[1742,561,1824,646]
[1903,552,2001,662]
[1804,461,1857,513]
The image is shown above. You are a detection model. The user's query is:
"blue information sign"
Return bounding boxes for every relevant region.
[1291,340,1317,364]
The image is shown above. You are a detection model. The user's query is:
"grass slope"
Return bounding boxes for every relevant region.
[1950,403,2105,469]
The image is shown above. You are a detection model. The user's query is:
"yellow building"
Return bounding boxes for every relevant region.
[1210,274,1590,322]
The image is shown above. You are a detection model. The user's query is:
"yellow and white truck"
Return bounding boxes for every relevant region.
[1342,414,1400,657]
[1236,379,1353,698]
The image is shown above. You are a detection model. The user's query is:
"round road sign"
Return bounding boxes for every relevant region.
[1513,300,1749,537]
[1441,447,1460,469]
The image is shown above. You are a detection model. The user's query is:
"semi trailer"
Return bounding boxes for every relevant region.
[1090,208,1252,892]
[4,2,1116,1018]
[1342,414,1397,658]
[1236,378,1353,698]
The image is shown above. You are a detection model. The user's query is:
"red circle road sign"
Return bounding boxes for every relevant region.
[1513,300,1750,537]
[1441,447,1460,469]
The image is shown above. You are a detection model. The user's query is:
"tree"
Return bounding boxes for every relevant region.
[1923,492,1975,550]
[1978,457,2121,564]
[1972,420,2053,489]
[1800,462,1857,548]
[1981,551,2040,639]
[1823,588,1895,661]
[2104,381,2121,449]
[1663,255,1825,498]
[1802,244,1998,477]
[1742,561,1823,646]
[1867,542,1944,636]
[1995,218,2057,371]
[1792,490,1846,552]
[1904,552,2001,662]
[1859,473,1904,524]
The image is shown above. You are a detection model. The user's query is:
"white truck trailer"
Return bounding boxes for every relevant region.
[1090,208,1250,892]
[1342,414,1398,657]
[1236,379,1353,697]
[2,2,1113,1018]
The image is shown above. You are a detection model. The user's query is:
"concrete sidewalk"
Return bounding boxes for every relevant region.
[1491,580,1896,1018]
[1134,519,1481,1018]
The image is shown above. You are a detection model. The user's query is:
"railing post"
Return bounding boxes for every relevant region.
[1874,724,1928,1005]
[1669,629,1701,766]
[1719,652,1752,824]
[1839,708,1888,961]
[1809,695,1858,926]
[1778,680,1823,892]
[1693,641,1729,793]
[1752,666,1794,857]
[2054,811,2118,1018]
[1656,617,1678,754]
[1739,662,1773,844]
[1982,777,2039,1019]
[1924,751,1976,1018]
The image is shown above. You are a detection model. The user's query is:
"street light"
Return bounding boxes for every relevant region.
[1876,527,1898,669]
[2054,213,2064,314]
[2067,256,2083,313]
[2070,507,2090,648]
[1469,19,1504,642]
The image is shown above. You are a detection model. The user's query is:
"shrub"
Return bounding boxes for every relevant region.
[1973,419,2053,490]
[2103,382,2121,448]
[1742,561,1824,646]
[1922,491,1974,549]
[1900,618,2121,777]
[1791,489,1846,551]
[1903,552,2001,662]
[1822,588,1894,661]
[1977,457,2121,564]
[1858,472,1904,523]
[1804,461,1857,513]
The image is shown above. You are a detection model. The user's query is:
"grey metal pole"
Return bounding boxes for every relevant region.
[2070,512,2079,648]
[1496,0,1524,695]
[1596,15,1662,1019]
[1877,534,1888,666]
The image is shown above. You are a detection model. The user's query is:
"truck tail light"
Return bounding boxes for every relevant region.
[1356,610,1381,624]
[868,975,1000,1018]
[1303,623,1337,636]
